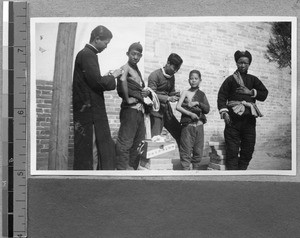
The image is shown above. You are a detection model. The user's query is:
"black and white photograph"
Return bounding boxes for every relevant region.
[30,16,297,176]
[2,1,299,237]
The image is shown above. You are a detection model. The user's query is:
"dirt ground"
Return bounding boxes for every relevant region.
[37,145,292,171]
[171,146,292,171]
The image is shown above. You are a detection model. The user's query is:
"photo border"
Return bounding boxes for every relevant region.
[30,16,297,176]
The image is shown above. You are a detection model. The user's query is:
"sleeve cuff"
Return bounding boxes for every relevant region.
[219,108,229,119]
[251,89,257,98]
[219,108,229,114]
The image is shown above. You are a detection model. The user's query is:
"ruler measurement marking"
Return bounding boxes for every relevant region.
[3,2,28,238]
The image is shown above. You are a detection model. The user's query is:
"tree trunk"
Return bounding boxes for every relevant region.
[48,23,77,170]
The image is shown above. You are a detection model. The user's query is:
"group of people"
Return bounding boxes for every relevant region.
[72,25,268,171]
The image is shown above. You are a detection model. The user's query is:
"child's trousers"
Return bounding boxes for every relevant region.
[116,108,145,170]
[179,123,204,170]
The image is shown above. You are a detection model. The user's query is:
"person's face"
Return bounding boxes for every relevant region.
[127,50,142,65]
[236,57,250,73]
[189,73,201,88]
[165,62,181,76]
[94,37,111,53]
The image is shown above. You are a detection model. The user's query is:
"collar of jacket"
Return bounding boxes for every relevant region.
[85,44,99,54]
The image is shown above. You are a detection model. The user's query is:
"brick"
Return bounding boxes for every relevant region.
[149,158,173,165]
[37,113,51,118]
[36,135,50,140]
[36,103,52,108]
[208,141,225,147]
[208,162,226,171]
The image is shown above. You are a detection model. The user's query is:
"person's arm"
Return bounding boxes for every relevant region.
[217,77,231,124]
[148,73,169,103]
[73,68,91,112]
[252,77,269,101]
[235,76,268,102]
[81,51,120,93]
[199,93,210,114]
[181,100,201,114]
[118,65,138,104]
[168,77,180,101]
[217,77,232,113]
[176,91,199,120]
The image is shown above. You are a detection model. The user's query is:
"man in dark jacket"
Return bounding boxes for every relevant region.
[72,25,122,170]
[148,53,183,145]
[217,50,268,170]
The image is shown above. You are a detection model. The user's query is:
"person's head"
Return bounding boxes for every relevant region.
[164,53,183,76]
[89,25,113,53]
[234,50,252,73]
[127,42,143,65]
[188,70,201,88]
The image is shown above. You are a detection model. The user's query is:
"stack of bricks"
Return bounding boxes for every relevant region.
[207,141,226,170]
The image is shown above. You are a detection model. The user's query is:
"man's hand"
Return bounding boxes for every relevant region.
[141,88,150,97]
[190,113,199,120]
[80,103,91,112]
[236,86,253,95]
[169,91,181,97]
[127,97,138,104]
[188,101,199,108]
[222,112,231,125]
[168,95,179,102]
[111,68,124,78]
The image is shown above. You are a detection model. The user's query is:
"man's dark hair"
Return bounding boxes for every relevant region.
[89,25,113,43]
[128,42,143,53]
[167,53,183,68]
[189,69,201,79]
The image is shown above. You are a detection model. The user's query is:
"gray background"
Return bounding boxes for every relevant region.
[1,0,300,237]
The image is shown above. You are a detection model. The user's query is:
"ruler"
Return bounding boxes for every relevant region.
[2,1,28,237]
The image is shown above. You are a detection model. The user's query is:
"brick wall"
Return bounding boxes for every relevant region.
[36,21,292,169]
[36,80,52,169]
[36,80,75,169]
[144,21,291,157]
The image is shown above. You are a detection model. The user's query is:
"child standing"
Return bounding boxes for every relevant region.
[115,42,151,170]
[176,70,210,170]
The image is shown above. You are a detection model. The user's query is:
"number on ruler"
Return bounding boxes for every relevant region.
[9,157,14,163]
[17,48,23,53]
[17,110,24,115]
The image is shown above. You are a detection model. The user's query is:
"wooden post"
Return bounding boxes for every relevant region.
[48,23,77,170]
